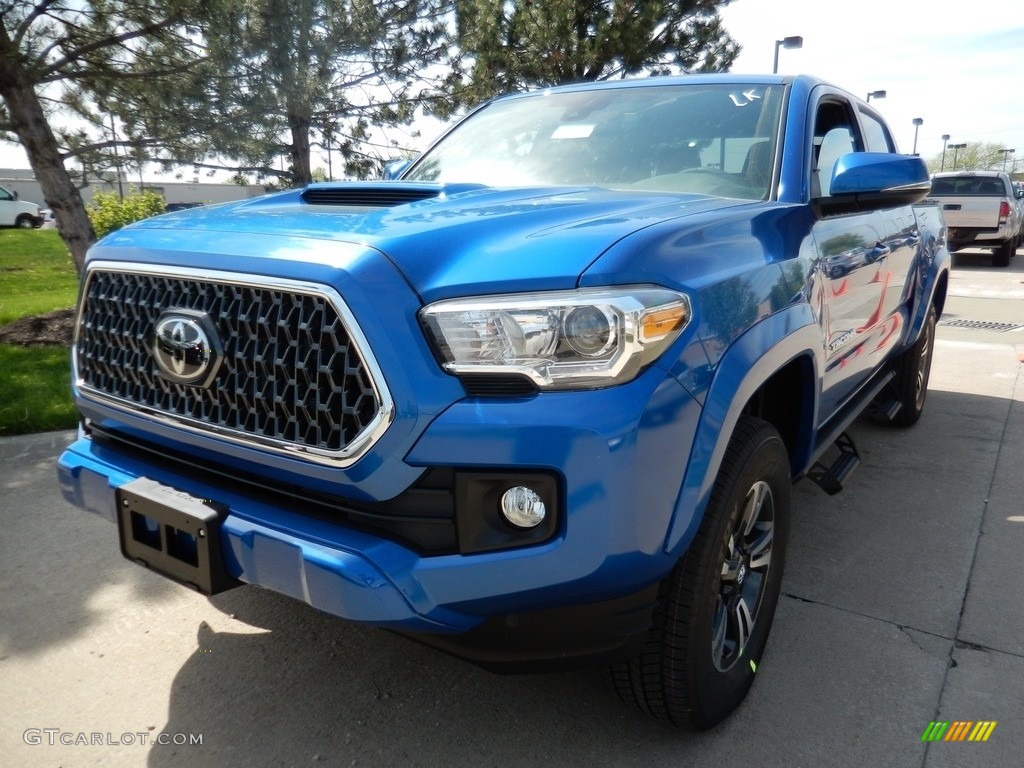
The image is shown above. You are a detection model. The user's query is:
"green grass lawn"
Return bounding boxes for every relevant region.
[0,229,79,325]
[0,229,79,436]
[0,345,75,433]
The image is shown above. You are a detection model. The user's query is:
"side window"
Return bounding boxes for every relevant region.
[811,100,862,198]
[859,111,894,153]
[0,187,13,202]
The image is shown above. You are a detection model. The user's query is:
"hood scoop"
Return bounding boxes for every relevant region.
[301,183,445,208]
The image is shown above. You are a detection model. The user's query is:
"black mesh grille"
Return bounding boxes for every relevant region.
[75,270,382,455]
[460,375,538,397]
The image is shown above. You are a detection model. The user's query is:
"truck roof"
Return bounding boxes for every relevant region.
[931,170,1007,178]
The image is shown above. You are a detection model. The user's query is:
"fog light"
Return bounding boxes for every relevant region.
[500,486,546,528]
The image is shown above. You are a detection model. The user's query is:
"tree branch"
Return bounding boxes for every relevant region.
[40,17,179,80]
[40,54,207,85]
[60,135,171,161]
[13,0,59,47]
[184,159,288,178]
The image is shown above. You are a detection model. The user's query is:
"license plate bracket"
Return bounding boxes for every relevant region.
[115,478,240,594]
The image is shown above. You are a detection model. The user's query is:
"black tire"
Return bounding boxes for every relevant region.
[612,416,790,729]
[827,265,847,279]
[886,303,937,427]
[15,215,34,229]
[992,241,1011,267]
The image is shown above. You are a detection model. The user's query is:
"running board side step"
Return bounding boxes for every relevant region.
[866,382,903,423]
[804,369,894,495]
[806,431,860,495]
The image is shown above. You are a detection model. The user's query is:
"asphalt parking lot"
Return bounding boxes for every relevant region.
[2,252,1022,767]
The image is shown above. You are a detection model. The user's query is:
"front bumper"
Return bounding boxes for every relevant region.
[57,365,701,646]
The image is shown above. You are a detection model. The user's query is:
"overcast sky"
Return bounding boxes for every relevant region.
[719,0,1024,166]
[3,0,1023,176]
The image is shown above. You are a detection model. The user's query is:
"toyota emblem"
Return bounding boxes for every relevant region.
[152,310,222,386]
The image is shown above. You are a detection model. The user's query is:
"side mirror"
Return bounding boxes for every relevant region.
[814,153,931,217]
[382,159,413,181]
[12,190,18,200]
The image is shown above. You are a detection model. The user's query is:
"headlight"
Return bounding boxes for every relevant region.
[419,286,691,390]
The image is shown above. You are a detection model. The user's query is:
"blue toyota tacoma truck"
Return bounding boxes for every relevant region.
[58,74,949,728]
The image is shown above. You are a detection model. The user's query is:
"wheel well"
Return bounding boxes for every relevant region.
[931,270,948,318]
[741,355,815,474]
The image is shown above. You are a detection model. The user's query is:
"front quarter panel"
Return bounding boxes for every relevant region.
[663,305,822,555]
[581,204,818,396]
[581,202,826,557]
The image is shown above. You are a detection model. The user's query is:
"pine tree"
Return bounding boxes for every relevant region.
[451,0,740,108]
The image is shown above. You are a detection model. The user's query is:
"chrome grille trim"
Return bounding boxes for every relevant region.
[73,262,394,467]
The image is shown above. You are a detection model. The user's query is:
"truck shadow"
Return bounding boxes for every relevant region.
[949,248,1024,274]
[147,383,1022,766]
[0,431,181,660]
[147,587,685,767]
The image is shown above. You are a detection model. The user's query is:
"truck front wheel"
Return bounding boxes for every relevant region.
[15,215,35,229]
[612,416,790,728]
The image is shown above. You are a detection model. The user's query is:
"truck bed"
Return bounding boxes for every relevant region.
[929,175,1005,229]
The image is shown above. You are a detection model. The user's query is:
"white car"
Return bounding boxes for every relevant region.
[0,184,43,228]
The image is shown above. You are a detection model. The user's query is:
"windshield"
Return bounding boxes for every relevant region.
[406,83,785,201]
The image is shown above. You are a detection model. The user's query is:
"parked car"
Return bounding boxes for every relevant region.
[0,184,42,228]
[57,74,948,729]
[925,171,1022,266]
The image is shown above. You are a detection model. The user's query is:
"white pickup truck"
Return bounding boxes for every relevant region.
[926,171,1023,267]
[0,184,43,229]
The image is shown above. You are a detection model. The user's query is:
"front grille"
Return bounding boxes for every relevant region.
[75,265,392,464]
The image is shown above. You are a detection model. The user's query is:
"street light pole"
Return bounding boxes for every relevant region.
[949,143,967,170]
[998,148,1015,172]
[866,90,887,102]
[940,134,950,171]
[912,117,923,156]
[773,36,803,74]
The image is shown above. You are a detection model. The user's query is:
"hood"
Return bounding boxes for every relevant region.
[128,183,750,301]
